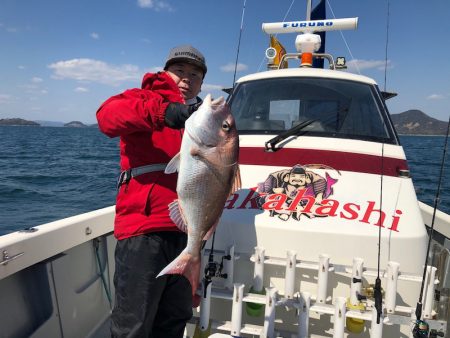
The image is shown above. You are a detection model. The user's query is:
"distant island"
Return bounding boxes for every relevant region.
[64,121,87,128]
[1,109,447,135]
[390,110,448,135]
[0,118,40,126]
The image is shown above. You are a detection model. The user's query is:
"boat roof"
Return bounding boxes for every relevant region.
[236,67,378,86]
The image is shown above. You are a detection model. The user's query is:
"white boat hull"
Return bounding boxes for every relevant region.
[1,203,448,337]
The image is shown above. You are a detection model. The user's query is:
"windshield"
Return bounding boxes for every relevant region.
[228,77,398,144]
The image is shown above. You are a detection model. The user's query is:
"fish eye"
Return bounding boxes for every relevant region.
[222,121,230,131]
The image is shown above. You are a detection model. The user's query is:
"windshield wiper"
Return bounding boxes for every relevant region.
[264,105,351,152]
[265,119,316,152]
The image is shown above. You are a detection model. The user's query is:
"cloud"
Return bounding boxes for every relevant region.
[48,58,142,86]
[144,66,163,73]
[18,65,25,70]
[20,82,48,95]
[90,32,100,40]
[0,23,18,33]
[31,77,43,83]
[220,63,248,73]
[75,87,89,92]
[346,59,392,71]
[202,84,225,92]
[427,94,445,100]
[0,94,12,103]
[137,0,173,11]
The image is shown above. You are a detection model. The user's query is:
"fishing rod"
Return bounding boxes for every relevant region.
[373,0,391,321]
[383,0,390,92]
[413,115,450,338]
[232,0,247,89]
[373,142,384,324]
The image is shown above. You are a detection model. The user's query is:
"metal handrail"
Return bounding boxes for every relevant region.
[277,52,336,70]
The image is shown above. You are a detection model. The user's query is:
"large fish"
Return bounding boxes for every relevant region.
[157,94,241,298]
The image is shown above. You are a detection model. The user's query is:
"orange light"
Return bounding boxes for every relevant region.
[301,53,313,67]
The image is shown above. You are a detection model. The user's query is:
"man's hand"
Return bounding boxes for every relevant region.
[189,101,202,113]
[164,102,191,129]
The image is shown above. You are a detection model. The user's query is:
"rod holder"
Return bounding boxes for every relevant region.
[350,257,364,306]
[333,297,346,338]
[253,247,265,292]
[223,245,235,290]
[385,261,400,313]
[199,279,212,331]
[231,283,245,336]
[285,250,297,299]
[422,266,437,319]
[317,254,330,304]
[261,287,277,338]
[297,291,311,338]
[370,306,383,337]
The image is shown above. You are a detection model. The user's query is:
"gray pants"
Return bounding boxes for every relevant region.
[111,231,192,338]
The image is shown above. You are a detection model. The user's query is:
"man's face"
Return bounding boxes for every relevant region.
[166,62,203,100]
[289,173,306,186]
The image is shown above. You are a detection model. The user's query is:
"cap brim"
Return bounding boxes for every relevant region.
[165,57,207,75]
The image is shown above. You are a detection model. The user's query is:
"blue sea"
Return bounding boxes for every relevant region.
[0,126,449,236]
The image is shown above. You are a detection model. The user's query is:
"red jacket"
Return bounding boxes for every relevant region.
[96,72,185,240]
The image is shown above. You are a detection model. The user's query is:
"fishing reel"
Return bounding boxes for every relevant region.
[203,253,231,297]
[204,254,231,280]
[412,320,445,338]
[412,320,430,338]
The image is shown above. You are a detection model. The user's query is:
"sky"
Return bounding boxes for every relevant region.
[1,0,449,124]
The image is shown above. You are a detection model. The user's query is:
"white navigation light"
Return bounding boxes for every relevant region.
[265,47,277,61]
[262,18,358,35]
[295,33,321,53]
[336,57,346,67]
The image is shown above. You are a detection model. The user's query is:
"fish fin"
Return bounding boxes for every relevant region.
[229,165,242,196]
[203,93,212,105]
[157,250,201,297]
[211,96,224,107]
[203,220,219,241]
[168,200,188,233]
[165,153,181,174]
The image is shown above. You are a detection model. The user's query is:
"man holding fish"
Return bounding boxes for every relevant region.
[97,45,239,338]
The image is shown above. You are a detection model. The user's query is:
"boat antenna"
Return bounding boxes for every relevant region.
[383,0,391,92]
[327,0,360,74]
[232,0,247,89]
[413,116,450,336]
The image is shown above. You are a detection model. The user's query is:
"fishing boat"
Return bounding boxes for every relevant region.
[1,3,449,338]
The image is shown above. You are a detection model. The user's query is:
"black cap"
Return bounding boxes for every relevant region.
[164,45,207,76]
[291,165,306,175]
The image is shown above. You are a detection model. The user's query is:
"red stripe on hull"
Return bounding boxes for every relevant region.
[239,147,408,177]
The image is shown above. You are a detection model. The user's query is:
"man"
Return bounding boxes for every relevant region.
[258,165,327,220]
[96,45,207,338]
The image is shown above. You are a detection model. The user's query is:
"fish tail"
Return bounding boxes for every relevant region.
[157,249,201,296]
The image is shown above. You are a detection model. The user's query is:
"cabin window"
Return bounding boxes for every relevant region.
[228,77,397,144]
